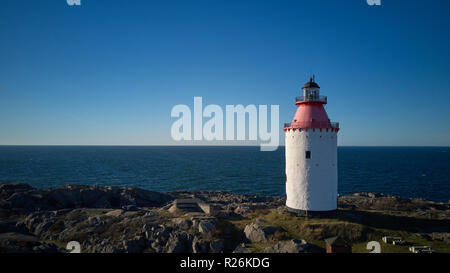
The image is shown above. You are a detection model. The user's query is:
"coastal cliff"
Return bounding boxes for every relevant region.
[0,183,449,253]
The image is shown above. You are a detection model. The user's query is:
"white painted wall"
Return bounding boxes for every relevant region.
[285,129,338,211]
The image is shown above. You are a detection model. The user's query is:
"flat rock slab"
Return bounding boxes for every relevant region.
[169,199,203,213]
[105,209,125,217]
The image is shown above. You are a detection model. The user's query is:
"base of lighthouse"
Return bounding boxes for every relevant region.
[285,207,337,217]
[285,128,338,213]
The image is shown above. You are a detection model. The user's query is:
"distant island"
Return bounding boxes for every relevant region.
[0,183,449,253]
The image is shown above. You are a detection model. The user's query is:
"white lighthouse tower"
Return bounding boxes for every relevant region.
[284,77,339,214]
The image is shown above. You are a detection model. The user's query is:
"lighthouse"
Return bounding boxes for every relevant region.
[284,77,339,214]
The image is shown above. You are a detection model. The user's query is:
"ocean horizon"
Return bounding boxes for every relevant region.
[0,146,449,203]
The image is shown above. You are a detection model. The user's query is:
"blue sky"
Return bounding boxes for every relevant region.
[0,0,449,146]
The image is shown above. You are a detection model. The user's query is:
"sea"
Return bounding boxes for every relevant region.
[0,146,448,202]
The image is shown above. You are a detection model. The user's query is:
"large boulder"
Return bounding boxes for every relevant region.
[165,232,190,253]
[198,220,216,233]
[123,236,146,253]
[244,219,280,243]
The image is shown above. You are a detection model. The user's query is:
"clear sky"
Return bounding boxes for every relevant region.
[1,0,449,146]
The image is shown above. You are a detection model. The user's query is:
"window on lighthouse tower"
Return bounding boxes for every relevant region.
[305,151,311,159]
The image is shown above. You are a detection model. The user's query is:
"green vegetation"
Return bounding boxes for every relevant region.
[226,208,450,253]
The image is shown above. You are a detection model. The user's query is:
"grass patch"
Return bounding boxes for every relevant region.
[352,232,450,253]
[247,242,273,253]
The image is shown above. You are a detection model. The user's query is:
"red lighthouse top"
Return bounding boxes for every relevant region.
[284,77,339,131]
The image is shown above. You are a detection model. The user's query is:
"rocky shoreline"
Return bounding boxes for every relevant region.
[0,183,449,253]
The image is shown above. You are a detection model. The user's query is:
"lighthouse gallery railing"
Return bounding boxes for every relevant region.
[295,96,327,103]
[284,121,339,129]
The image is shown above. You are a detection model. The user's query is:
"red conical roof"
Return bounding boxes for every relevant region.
[284,78,339,131]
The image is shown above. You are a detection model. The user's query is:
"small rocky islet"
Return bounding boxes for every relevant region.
[0,182,449,253]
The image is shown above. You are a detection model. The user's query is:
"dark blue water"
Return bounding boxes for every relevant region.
[0,146,448,202]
